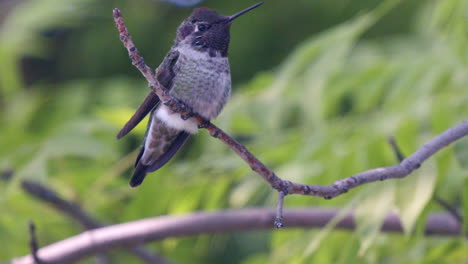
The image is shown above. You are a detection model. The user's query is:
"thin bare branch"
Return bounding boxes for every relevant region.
[113,8,468,209]
[209,120,468,199]
[21,180,169,264]
[274,191,286,228]
[387,136,405,162]
[12,208,461,264]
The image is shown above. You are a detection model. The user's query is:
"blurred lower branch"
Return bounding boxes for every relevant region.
[11,207,461,264]
[112,8,468,227]
[21,180,170,264]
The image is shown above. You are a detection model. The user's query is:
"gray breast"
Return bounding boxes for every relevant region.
[170,48,231,120]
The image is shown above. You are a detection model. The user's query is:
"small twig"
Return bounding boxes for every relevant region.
[12,208,461,264]
[28,221,43,264]
[386,137,463,224]
[21,180,169,264]
[113,8,468,204]
[387,136,405,162]
[274,191,286,228]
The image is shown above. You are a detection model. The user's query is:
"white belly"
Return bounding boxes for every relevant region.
[155,105,199,134]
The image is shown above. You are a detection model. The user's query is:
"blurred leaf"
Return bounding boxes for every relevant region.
[229,176,263,208]
[241,253,268,264]
[355,184,394,255]
[97,107,149,136]
[395,161,437,234]
[303,201,357,257]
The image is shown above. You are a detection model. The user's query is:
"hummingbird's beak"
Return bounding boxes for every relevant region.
[225,2,263,24]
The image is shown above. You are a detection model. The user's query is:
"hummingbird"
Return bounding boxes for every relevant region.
[117,2,264,187]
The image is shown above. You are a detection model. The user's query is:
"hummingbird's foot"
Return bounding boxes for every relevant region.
[197,120,211,129]
[180,111,195,120]
[165,98,192,113]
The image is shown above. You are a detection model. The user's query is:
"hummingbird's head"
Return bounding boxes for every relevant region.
[175,2,263,57]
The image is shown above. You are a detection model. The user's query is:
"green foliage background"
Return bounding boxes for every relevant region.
[0,0,467,263]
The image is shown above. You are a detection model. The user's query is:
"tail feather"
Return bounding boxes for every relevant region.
[129,163,149,188]
[147,131,190,173]
[117,92,160,139]
[129,131,190,188]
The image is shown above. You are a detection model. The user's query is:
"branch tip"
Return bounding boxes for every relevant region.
[113,8,121,17]
[274,191,286,228]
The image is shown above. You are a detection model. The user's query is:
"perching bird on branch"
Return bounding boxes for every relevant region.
[117,3,264,187]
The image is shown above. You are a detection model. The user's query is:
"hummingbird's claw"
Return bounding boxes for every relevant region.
[165,98,191,113]
[197,120,211,129]
[180,111,195,120]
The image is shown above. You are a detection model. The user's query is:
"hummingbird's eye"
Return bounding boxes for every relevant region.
[197,24,209,32]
